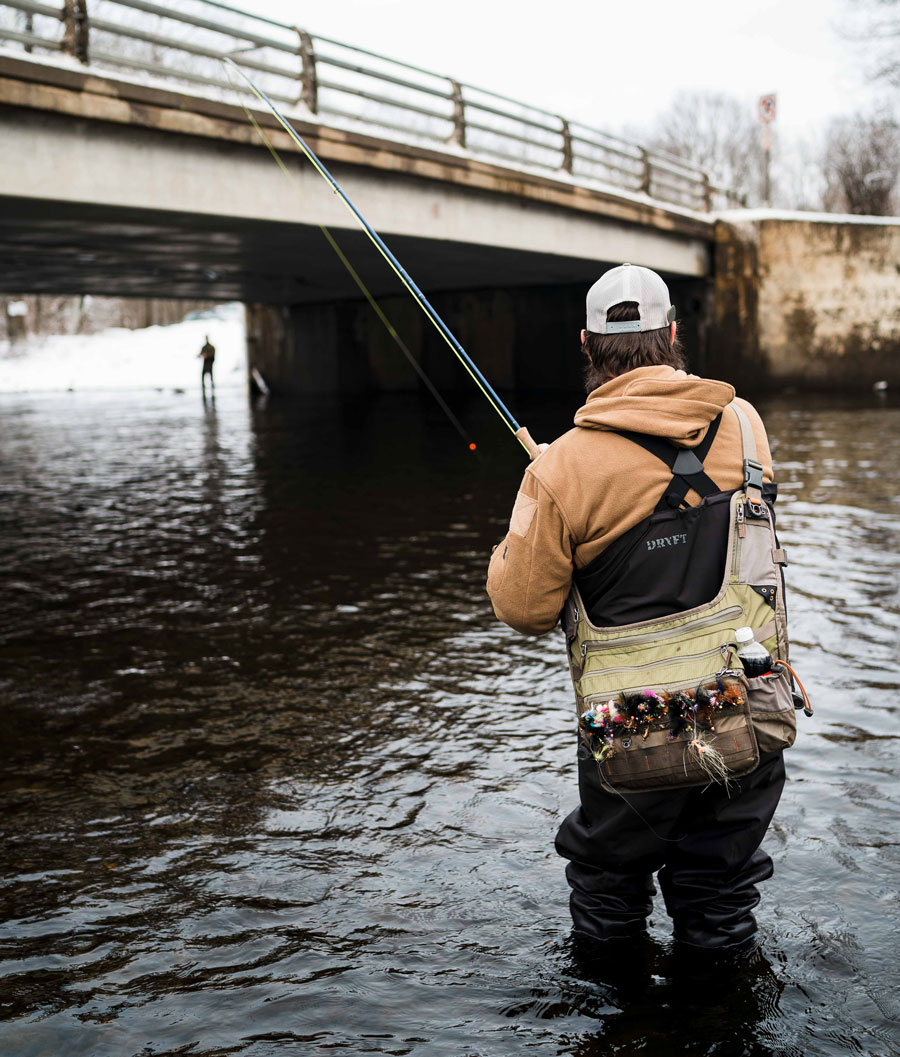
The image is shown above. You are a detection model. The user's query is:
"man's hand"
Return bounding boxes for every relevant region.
[514,426,549,461]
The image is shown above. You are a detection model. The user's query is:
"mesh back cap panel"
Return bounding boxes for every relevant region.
[586,264,674,333]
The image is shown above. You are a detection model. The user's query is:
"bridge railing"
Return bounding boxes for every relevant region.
[0,0,745,212]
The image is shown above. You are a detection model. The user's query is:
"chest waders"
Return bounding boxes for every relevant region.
[562,403,802,793]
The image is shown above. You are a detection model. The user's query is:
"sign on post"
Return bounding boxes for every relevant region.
[758,93,776,206]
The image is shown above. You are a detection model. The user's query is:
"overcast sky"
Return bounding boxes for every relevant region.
[256,0,877,137]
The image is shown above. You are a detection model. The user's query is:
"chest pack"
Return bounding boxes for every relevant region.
[561,402,808,793]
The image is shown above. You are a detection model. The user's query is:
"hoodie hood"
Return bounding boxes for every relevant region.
[573,366,736,447]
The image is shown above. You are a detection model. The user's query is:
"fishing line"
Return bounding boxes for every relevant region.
[222,70,476,452]
[319,227,477,452]
[222,58,538,458]
[597,765,687,843]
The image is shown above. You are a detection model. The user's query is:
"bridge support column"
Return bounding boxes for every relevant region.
[245,301,361,395]
[247,280,714,397]
[706,221,763,391]
[246,286,599,396]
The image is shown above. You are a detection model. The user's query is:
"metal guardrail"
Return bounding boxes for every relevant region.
[0,0,746,212]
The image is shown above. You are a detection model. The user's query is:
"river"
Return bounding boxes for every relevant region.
[1,385,898,1057]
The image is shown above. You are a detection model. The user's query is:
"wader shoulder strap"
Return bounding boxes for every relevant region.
[728,403,765,513]
[616,413,723,511]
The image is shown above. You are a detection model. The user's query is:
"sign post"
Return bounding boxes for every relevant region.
[758,93,776,207]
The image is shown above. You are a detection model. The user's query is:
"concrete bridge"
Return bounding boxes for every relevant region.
[1,1,897,391]
[0,53,715,304]
[0,0,729,394]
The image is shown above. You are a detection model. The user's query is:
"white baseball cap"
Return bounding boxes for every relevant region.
[586,263,676,334]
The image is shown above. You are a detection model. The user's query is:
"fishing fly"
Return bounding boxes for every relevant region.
[222,58,541,460]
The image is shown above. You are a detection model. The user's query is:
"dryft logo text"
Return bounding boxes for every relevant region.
[646,534,688,551]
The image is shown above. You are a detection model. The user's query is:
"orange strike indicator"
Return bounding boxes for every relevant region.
[469,443,477,451]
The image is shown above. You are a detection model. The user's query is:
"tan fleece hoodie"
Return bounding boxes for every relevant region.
[486,366,773,635]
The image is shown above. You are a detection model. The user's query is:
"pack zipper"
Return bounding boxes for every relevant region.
[580,644,726,682]
[732,492,773,578]
[580,605,743,658]
[583,666,747,702]
[731,498,744,577]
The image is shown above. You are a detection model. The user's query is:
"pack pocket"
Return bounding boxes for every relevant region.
[738,509,778,587]
[581,673,760,793]
[596,700,760,793]
[747,668,797,753]
[579,644,726,699]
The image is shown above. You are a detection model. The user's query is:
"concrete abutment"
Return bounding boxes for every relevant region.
[710,214,900,390]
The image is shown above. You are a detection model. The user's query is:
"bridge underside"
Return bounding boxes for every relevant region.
[0,194,698,305]
[1,57,711,304]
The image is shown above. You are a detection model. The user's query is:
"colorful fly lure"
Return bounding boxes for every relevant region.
[579,678,747,763]
[620,690,668,739]
[579,698,624,763]
[696,679,745,732]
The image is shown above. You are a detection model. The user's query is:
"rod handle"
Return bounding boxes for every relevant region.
[515,426,542,460]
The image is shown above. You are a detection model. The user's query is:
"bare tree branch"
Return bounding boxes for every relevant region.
[841,0,900,88]
[821,111,900,214]
[647,91,763,203]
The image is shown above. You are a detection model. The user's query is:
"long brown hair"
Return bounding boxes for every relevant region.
[583,301,686,393]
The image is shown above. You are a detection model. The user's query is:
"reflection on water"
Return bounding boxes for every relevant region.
[1,387,899,1057]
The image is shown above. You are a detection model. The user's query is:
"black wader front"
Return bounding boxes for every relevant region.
[556,749,785,949]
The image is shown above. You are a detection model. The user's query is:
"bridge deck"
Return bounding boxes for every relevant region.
[0,53,713,302]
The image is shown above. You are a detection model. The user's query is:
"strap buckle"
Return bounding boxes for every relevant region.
[743,458,765,515]
[743,458,764,491]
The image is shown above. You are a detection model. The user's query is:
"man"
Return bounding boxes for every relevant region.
[486,264,786,953]
[198,335,216,393]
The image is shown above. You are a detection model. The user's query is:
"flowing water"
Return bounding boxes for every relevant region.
[1,385,899,1057]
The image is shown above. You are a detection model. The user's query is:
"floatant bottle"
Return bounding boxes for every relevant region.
[735,626,773,677]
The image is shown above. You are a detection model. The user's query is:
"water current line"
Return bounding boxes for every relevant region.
[220,72,476,452]
[222,58,536,456]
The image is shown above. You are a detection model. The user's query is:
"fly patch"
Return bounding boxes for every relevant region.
[509,491,538,537]
[646,533,688,552]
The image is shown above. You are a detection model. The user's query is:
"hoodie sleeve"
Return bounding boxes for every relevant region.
[486,469,574,635]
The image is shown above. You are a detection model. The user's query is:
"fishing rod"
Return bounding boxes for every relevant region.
[222,58,541,460]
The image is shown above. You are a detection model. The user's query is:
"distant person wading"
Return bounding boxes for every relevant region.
[487,264,808,957]
[199,335,216,393]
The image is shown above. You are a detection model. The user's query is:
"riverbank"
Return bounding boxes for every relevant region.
[0,301,245,392]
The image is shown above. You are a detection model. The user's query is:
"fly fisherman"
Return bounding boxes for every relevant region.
[487,264,795,956]
[198,335,216,393]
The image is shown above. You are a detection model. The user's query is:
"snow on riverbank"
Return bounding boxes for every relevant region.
[0,303,246,393]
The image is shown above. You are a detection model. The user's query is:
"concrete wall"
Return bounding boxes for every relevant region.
[712,214,900,389]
